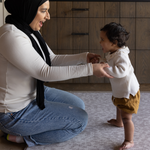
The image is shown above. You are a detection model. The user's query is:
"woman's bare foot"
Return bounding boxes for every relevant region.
[119,140,134,150]
[107,119,123,127]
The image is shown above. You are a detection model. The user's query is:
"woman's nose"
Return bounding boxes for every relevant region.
[46,12,50,20]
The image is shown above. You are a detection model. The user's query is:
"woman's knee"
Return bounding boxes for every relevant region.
[77,109,88,131]
[44,86,85,109]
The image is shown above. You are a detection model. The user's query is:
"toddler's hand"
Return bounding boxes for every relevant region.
[90,57,100,64]
[87,53,101,63]
[92,63,113,78]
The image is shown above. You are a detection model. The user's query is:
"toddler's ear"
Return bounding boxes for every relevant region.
[113,40,118,46]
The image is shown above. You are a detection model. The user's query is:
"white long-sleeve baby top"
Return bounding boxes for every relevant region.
[104,46,139,99]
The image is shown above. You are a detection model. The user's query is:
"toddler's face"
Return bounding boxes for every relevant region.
[99,31,117,53]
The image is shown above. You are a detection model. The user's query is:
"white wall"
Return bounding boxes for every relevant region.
[0,0,9,27]
[3,0,9,22]
[0,1,3,27]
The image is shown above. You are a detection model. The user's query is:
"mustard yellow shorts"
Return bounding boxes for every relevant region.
[112,90,140,114]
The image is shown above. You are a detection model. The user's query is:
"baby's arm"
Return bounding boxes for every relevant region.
[104,55,130,78]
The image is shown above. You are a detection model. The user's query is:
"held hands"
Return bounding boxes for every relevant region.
[92,62,113,79]
[87,52,113,78]
[87,53,101,63]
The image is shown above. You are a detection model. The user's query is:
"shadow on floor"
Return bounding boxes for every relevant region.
[0,137,26,150]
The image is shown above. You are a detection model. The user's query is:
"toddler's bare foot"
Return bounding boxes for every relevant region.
[107,119,123,127]
[119,140,134,150]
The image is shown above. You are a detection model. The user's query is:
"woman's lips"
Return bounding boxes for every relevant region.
[39,21,43,27]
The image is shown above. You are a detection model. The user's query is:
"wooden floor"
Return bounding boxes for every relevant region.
[45,83,150,91]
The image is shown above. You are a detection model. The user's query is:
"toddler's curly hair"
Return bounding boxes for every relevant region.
[100,22,130,47]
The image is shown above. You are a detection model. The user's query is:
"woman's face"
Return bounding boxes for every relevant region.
[29,1,50,31]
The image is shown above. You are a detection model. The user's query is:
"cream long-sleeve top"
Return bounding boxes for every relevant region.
[104,46,139,99]
[0,24,93,113]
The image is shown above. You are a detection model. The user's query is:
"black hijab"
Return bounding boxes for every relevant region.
[4,0,51,110]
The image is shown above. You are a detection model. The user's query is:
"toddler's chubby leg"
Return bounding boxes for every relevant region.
[120,110,134,149]
[107,107,123,127]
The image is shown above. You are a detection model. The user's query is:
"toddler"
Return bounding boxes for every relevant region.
[99,22,140,150]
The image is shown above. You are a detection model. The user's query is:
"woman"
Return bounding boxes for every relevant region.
[0,0,112,148]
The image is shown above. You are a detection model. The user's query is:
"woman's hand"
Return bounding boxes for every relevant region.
[92,63,113,78]
[87,53,101,64]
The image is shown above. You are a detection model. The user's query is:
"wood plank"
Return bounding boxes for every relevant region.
[42,18,57,50]
[57,2,72,17]
[120,2,135,17]
[89,2,104,17]
[49,1,56,17]
[104,18,119,25]
[72,18,88,50]
[136,50,150,83]
[136,2,150,17]
[72,2,88,17]
[136,19,150,50]
[58,18,72,50]
[105,2,119,17]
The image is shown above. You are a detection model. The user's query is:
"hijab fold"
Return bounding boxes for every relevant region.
[5,0,51,110]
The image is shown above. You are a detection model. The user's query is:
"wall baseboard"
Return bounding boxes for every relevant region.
[44,83,150,91]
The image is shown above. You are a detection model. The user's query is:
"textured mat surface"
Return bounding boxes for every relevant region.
[25,91,150,150]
